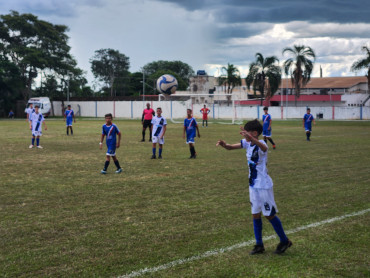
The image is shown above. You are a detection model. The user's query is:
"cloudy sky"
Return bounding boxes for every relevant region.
[1,0,370,85]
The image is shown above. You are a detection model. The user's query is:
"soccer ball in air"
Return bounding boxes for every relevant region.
[156,74,178,95]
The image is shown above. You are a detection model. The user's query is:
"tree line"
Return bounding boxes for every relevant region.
[0,11,195,114]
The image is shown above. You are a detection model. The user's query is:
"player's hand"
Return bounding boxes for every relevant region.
[116,143,120,148]
[183,134,185,139]
[216,140,226,147]
[99,144,102,150]
[268,127,271,131]
[45,127,48,131]
[198,134,201,138]
[74,120,76,123]
[240,130,252,140]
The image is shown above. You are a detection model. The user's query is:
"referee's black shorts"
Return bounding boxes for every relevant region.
[143,120,152,129]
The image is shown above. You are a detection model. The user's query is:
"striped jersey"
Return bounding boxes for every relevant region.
[151,116,167,137]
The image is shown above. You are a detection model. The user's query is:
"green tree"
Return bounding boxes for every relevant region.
[246,53,281,105]
[282,45,316,105]
[90,48,130,96]
[0,11,79,101]
[219,63,241,104]
[351,45,370,92]
[142,60,194,84]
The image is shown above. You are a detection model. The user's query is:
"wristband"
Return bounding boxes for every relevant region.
[99,142,102,145]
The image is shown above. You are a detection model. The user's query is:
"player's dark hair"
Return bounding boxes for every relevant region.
[307,107,311,111]
[157,107,162,111]
[187,108,192,112]
[34,105,39,108]
[67,105,71,107]
[105,113,113,118]
[244,119,263,135]
[263,106,268,111]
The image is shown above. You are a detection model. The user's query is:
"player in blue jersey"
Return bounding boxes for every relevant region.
[64,105,76,135]
[183,109,201,158]
[151,107,167,159]
[262,107,276,149]
[303,108,316,141]
[217,119,292,255]
[99,113,122,174]
[29,105,47,149]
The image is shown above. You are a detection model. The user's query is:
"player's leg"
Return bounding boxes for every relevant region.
[151,141,157,159]
[112,155,122,173]
[262,188,292,254]
[263,135,267,143]
[102,155,110,174]
[206,120,208,127]
[36,135,41,148]
[66,126,69,135]
[158,143,163,159]
[249,188,265,255]
[202,120,205,127]
[70,125,73,135]
[30,135,35,148]
[189,142,196,158]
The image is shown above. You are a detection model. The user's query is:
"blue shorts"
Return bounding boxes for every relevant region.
[106,146,116,156]
[305,125,312,132]
[186,134,195,144]
[66,119,73,126]
[263,128,271,137]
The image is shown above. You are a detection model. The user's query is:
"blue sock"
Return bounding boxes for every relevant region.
[152,148,156,156]
[269,216,288,243]
[253,218,263,245]
[159,148,162,156]
[31,138,35,145]
[36,138,40,146]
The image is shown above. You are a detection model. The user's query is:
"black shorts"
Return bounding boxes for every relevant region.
[143,120,152,128]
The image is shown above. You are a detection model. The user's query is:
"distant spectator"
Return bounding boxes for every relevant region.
[8,110,14,119]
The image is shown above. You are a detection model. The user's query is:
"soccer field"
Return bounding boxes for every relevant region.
[1,119,369,277]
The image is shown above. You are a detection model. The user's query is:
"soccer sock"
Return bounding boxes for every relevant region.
[190,146,195,156]
[114,160,121,169]
[36,138,40,146]
[149,130,152,139]
[32,138,35,145]
[269,216,288,243]
[308,132,311,139]
[142,130,145,140]
[70,127,73,135]
[206,120,208,127]
[152,147,156,156]
[264,139,267,143]
[306,132,309,139]
[66,127,69,135]
[103,161,110,171]
[253,218,263,245]
[159,148,162,157]
[268,138,275,145]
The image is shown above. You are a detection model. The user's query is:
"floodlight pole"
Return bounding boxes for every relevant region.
[142,71,145,102]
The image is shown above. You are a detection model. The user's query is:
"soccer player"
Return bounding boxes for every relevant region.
[64,105,76,135]
[8,109,14,119]
[200,104,210,127]
[183,109,200,158]
[303,108,316,141]
[216,119,292,255]
[26,103,35,122]
[262,107,276,149]
[141,103,155,142]
[99,113,122,174]
[29,105,47,149]
[151,107,167,159]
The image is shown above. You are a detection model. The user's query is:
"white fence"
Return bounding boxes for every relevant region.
[52,100,370,120]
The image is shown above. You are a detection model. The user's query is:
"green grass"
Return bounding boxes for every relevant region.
[0,118,369,277]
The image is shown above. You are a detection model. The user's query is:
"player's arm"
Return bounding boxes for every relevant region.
[73,112,76,122]
[302,117,305,127]
[313,118,316,125]
[29,119,32,130]
[268,119,272,130]
[43,121,47,131]
[160,125,167,139]
[196,125,200,138]
[117,132,121,148]
[63,112,66,121]
[99,134,105,149]
[216,140,242,150]
[183,126,186,139]
[141,111,144,123]
[240,130,268,152]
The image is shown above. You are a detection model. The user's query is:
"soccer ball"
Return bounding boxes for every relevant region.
[156,74,178,95]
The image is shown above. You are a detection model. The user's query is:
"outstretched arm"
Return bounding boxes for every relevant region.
[216,140,242,150]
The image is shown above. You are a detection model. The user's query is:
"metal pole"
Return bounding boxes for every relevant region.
[143,71,145,103]
[67,78,70,104]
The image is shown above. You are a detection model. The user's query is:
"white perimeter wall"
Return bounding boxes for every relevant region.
[52,100,370,120]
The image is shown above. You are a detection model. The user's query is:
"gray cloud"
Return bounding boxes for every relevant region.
[156,0,370,24]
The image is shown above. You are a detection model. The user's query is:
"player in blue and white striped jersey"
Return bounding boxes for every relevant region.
[99,113,122,174]
[150,107,167,159]
[303,108,316,141]
[29,105,47,149]
[26,103,35,122]
[217,119,292,255]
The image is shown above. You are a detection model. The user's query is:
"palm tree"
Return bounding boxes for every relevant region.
[351,45,370,93]
[219,63,241,105]
[282,45,316,106]
[246,53,282,105]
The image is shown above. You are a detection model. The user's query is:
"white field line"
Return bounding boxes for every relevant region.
[118,208,370,278]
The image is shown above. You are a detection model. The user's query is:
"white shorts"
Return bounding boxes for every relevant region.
[249,187,278,216]
[32,131,42,137]
[152,136,164,145]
